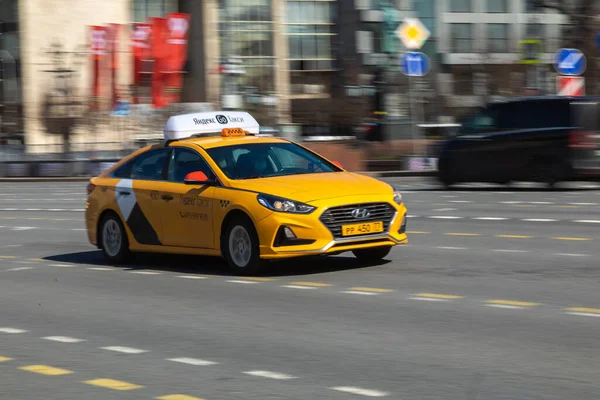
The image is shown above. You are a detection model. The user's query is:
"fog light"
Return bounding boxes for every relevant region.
[283,226,296,239]
[399,215,407,234]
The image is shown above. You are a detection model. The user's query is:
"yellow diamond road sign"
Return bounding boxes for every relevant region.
[396,18,430,50]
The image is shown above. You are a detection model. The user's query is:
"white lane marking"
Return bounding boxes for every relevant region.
[485,304,524,309]
[101,346,148,354]
[227,280,259,284]
[473,217,509,221]
[432,208,457,212]
[70,228,86,231]
[47,209,66,211]
[24,208,42,211]
[408,296,450,302]
[447,200,472,203]
[49,263,76,268]
[87,267,114,271]
[492,249,529,253]
[244,370,296,380]
[282,285,318,290]
[16,261,37,264]
[428,216,462,220]
[570,202,597,206]
[574,220,600,224]
[10,227,36,231]
[1,208,17,211]
[341,291,379,296]
[442,195,457,198]
[330,386,389,397]
[436,246,468,250]
[521,218,557,222]
[554,253,588,257]
[5,267,34,271]
[565,312,600,318]
[43,336,86,343]
[0,327,28,333]
[499,201,521,204]
[177,275,208,280]
[407,215,419,218]
[168,357,217,366]
[0,245,21,248]
[530,201,552,205]
[128,271,162,275]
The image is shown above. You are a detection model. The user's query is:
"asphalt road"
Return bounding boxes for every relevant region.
[0,179,599,399]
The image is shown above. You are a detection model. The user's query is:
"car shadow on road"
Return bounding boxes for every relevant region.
[43,251,391,277]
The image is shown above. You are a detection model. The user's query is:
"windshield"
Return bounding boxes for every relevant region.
[205,142,341,180]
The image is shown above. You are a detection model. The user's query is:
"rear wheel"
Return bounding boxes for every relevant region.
[99,213,132,264]
[222,215,266,275]
[352,246,392,261]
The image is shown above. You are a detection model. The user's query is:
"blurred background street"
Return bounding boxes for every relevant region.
[1,0,600,399]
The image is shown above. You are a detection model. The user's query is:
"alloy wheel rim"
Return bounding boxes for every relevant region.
[102,219,122,258]
[229,225,252,267]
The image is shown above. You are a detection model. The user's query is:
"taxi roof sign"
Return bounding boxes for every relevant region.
[221,127,246,137]
[163,111,260,141]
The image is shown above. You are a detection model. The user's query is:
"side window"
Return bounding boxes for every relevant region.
[168,148,216,183]
[462,108,497,133]
[130,149,169,181]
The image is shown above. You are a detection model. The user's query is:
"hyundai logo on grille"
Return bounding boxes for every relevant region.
[351,208,371,219]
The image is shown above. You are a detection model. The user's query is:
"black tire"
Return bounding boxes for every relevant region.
[352,246,392,261]
[99,213,133,264]
[222,215,265,276]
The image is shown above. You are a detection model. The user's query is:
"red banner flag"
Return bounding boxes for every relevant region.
[131,22,152,104]
[107,24,120,108]
[163,12,190,104]
[89,25,108,110]
[150,17,168,108]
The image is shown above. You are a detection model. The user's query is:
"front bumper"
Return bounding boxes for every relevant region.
[255,195,408,259]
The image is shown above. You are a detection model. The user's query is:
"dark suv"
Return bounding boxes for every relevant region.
[437,96,600,187]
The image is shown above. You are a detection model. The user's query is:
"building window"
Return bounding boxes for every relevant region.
[450,23,472,52]
[488,24,509,52]
[486,0,508,13]
[525,23,544,39]
[449,0,472,13]
[524,0,540,13]
[133,0,178,22]
[285,1,337,72]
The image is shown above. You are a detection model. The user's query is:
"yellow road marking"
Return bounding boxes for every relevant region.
[552,237,592,241]
[26,218,44,220]
[564,307,600,314]
[19,365,73,376]
[157,395,206,400]
[413,293,464,299]
[444,232,481,237]
[0,217,16,220]
[25,258,44,262]
[485,300,540,307]
[290,281,332,287]
[407,231,430,234]
[0,356,12,362]
[235,277,275,282]
[349,287,395,293]
[84,378,144,391]
[0,256,16,259]
[495,234,534,239]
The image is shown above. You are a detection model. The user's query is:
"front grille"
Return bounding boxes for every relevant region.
[319,202,396,238]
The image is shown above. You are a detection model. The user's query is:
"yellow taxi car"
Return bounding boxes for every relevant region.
[85,111,408,274]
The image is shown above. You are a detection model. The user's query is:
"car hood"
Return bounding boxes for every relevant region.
[228,172,393,203]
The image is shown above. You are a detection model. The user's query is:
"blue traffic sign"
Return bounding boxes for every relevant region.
[400,52,430,77]
[554,48,586,76]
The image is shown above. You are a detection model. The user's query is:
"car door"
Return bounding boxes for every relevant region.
[119,147,170,246]
[158,147,217,249]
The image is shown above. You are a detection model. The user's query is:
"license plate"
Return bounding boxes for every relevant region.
[341,221,384,237]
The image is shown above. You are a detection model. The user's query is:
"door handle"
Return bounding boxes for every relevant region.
[118,191,131,196]
[161,194,174,201]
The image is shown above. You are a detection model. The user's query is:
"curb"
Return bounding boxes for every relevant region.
[0,170,437,182]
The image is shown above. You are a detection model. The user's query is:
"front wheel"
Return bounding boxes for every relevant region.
[99,213,132,264]
[222,216,265,275]
[352,246,392,261]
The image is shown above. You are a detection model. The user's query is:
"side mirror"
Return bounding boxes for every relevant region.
[332,161,343,169]
[184,171,214,185]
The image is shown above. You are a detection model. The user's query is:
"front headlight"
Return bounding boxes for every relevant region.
[257,193,316,214]
[392,187,403,205]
